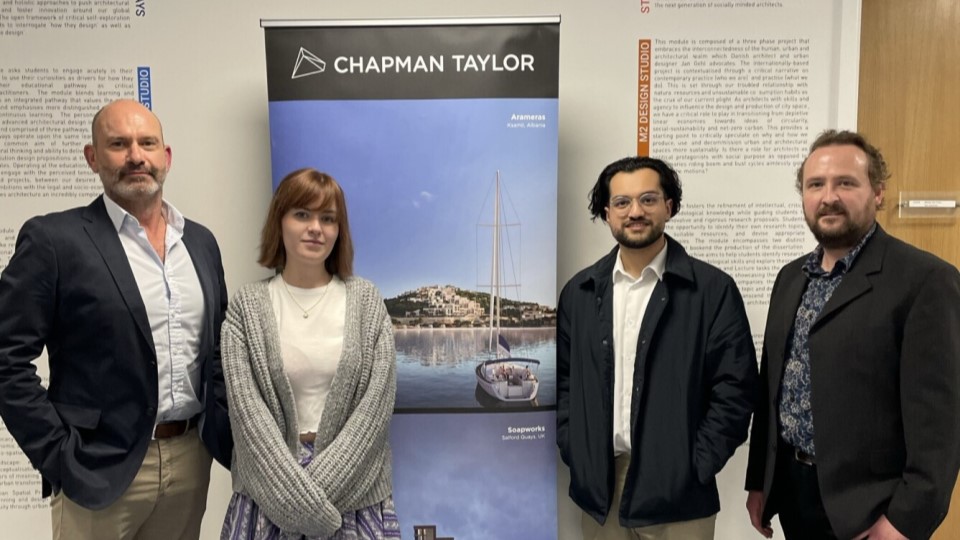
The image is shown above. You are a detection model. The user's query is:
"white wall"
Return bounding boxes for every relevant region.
[0,1,860,538]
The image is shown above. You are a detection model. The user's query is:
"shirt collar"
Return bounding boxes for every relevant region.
[803,222,877,277]
[612,241,668,283]
[102,193,185,234]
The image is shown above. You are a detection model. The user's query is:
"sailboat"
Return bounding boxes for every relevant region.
[475,171,540,402]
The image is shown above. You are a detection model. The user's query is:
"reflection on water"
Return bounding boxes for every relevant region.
[394,327,554,367]
[394,327,556,409]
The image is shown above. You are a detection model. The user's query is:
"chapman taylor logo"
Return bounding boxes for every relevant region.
[291,45,536,79]
[292,47,326,79]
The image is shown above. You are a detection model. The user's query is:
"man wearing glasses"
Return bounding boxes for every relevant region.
[557,156,758,539]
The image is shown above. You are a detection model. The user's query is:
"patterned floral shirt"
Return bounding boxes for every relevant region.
[778,224,877,455]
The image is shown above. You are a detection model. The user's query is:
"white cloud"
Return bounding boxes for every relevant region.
[412,191,434,209]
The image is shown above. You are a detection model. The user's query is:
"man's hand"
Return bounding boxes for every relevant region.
[746,490,773,538]
[853,515,908,540]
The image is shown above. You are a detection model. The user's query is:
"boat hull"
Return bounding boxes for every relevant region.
[475,358,540,402]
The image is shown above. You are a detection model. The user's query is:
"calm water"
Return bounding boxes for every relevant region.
[394,327,556,410]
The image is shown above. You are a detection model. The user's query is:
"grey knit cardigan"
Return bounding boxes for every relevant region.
[221,276,396,538]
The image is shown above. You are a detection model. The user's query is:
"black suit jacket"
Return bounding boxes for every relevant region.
[746,226,960,540]
[0,196,232,510]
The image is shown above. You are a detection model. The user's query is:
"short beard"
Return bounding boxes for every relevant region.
[106,166,165,201]
[613,219,664,250]
[806,204,869,249]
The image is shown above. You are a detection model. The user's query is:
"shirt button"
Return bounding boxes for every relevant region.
[146,407,156,417]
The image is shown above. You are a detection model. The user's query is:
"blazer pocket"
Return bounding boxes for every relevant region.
[52,401,102,430]
[869,448,903,478]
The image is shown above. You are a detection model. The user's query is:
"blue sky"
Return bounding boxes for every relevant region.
[390,411,558,540]
[268,99,558,307]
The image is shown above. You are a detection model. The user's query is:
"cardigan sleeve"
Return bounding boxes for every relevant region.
[222,292,342,537]
[306,289,397,508]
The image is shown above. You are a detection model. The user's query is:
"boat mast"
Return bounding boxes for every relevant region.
[488,171,501,351]
[495,171,502,337]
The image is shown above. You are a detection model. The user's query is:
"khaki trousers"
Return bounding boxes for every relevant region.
[51,429,212,540]
[582,455,717,540]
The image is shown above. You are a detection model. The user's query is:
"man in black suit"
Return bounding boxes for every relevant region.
[0,99,231,539]
[745,130,960,540]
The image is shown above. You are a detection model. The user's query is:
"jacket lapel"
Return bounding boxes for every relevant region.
[769,266,807,381]
[81,196,154,350]
[182,224,214,355]
[812,228,886,330]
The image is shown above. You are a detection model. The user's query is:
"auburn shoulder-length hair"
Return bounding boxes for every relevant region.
[258,168,354,278]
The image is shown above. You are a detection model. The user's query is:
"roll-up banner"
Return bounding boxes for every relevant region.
[262,17,560,540]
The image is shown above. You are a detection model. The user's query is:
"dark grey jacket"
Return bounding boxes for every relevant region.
[557,236,757,527]
[746,227,960,540]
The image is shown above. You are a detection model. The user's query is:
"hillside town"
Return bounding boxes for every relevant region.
[386,285,555,328]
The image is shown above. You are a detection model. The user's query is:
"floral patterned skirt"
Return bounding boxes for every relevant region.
[220,442,401,540]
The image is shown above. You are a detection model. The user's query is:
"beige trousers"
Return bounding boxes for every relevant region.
[51,429,212,540]
[581,454,717,540]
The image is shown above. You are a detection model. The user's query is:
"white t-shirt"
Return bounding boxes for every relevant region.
[268,274,346,434]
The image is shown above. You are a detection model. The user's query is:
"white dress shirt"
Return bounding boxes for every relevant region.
[611,243,667,455]
[103,195,205,425]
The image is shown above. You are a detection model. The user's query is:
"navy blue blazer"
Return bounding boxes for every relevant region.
[0,196,232,510]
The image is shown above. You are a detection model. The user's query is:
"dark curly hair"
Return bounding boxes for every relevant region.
[588,156,682,221]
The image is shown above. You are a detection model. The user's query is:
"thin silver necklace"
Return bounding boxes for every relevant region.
[281,277,329,318]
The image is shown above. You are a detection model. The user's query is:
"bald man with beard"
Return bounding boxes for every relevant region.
[0,100,232,539]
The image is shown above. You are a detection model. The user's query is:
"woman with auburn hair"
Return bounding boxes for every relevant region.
[220,168,399,539]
